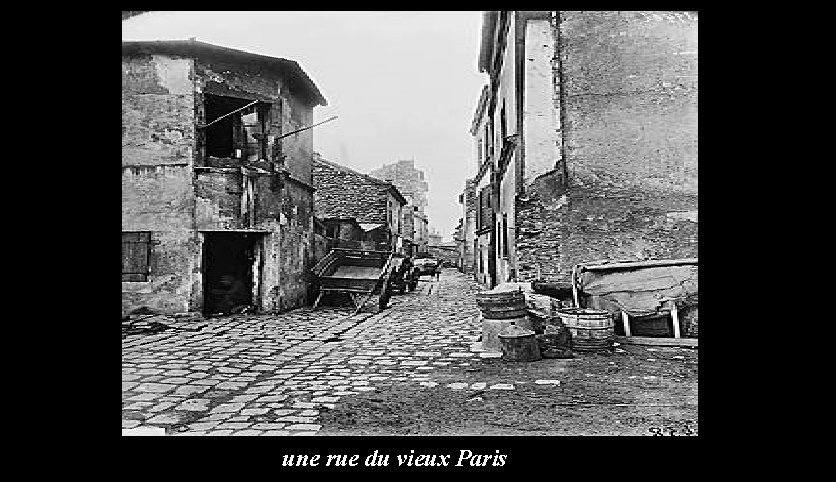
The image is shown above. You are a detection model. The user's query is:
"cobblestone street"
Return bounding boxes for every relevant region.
[123,269,698,436]
[123,270,495,435]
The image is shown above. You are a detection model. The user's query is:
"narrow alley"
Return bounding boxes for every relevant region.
[122,269,697,436]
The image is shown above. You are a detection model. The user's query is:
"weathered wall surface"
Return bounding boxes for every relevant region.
[515,168,569,282]
[122,54,197,314]
[122,55,195,167]
[558,11,698,274]
[460,179,477,273]
[257,179,316,312]
[312,157,389,225]
[514,11,698,284]
[522,18,560,186]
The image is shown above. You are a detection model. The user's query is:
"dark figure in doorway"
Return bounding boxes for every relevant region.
[210,275,249,314]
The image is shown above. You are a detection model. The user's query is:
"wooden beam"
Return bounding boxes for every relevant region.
[615,336,698,347]
[582,258,698,272]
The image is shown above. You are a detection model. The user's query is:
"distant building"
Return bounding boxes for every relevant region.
[122,40,327,315]
[312,154,407,252]
[370,159,430,256]
[369,159,429,212]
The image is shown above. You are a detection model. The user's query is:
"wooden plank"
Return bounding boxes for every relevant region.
[621,311,632,337]
[582,258,698,272]
[615,336,697,347]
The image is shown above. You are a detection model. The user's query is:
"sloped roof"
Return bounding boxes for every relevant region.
[313,155,408,206]
[121,39,326,106]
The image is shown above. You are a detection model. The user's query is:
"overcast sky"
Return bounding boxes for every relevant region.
[123,11,485,240]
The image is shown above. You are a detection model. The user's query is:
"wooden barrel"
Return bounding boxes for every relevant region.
[498,326,541,362]
[475,290,527,319]
[556,308,614,352]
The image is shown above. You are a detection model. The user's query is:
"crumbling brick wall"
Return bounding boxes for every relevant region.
[515,166,570,282]
[461,179,477,273]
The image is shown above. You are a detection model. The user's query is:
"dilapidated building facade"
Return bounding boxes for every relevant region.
[311,154,407,252]
[122,40,326,315]
[456,178,477,274]
[469,11,698,288]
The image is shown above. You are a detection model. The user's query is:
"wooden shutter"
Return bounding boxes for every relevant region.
[122,232,151,282]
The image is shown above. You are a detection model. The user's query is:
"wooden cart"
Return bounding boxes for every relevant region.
[310,248,395,315]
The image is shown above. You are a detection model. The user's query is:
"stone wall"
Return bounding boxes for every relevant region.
[558,11,698,271]
[122,55,198,314]
[515,11,697,283]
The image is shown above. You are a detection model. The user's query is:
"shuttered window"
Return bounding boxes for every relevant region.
[122,232,151,282]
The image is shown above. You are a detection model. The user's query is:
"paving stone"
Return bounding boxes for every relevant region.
[241,408,269,416]
[286,424,322,431]
[145,413,181,425]
[479,352,502,358]
[534,379,561,385]
[122,419,141,429]
[470,382,487,390]
[178,399,211,411]
[122,426,166,436]
[134,383,177,393]
[174,385,209,396]
[212,402,246,413]
[251,422,287,430]
[271,409,297,417]
[274,416,317,424]
[447,383,468,390]
[188,421,221,431]
[126,393,163,401]
[160,377,192,384]
[216,422,253,430]
[489,383,515,390]
[262,430,292,436]
[311,396,340,403]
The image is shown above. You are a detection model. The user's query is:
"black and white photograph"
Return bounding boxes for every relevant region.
[122,10,698,440]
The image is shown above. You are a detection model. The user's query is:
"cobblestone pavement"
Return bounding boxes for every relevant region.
[123,269,499,436]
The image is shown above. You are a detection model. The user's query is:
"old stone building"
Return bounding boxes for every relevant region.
[467,11,698,288]
[456,178,477,274]
[311,154,407,252]
[122,40,327,315]
[369,159,430,255]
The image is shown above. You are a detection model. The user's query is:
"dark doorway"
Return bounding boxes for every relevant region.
[202,232,259,315]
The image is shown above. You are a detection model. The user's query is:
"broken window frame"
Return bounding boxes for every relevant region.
[122,231,152,282]
[203,94,270,163]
